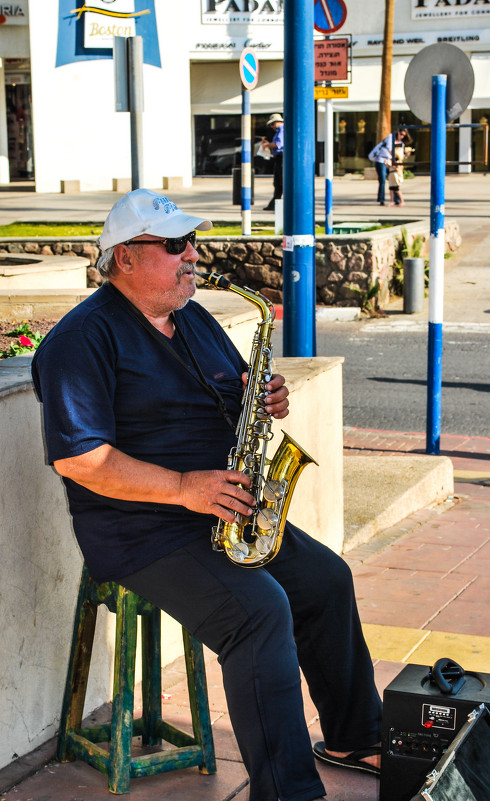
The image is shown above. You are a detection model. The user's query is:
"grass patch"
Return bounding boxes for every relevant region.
[0,221,393,238]
[0,222,104,237]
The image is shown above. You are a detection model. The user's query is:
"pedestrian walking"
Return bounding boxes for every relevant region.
[261,113,284,211]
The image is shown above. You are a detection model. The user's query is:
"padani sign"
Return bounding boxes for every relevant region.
[201,0,284,24]
[412,0,490,19]
[56,0,161,67]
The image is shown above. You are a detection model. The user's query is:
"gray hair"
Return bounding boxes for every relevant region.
[96,245,116,279]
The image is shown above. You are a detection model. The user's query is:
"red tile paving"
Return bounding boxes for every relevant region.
[2,427,489,801]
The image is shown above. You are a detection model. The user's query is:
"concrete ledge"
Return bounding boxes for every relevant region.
[60,180,80,193]
[316,306,361,322]
[112,178,131,192]
[0,287,96,320]
[272,355,344,554]
[0,253,89,292]
[162,176,184,190]
[343,454,454,552]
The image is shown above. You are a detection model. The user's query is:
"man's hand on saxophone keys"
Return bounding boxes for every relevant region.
[241,372,289,420]
[178,469,256,523]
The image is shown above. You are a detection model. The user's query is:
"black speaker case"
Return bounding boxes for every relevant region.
[380,663,490,801]
[410,704,490,801]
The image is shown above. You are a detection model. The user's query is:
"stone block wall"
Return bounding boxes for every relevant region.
[0,219,461,308]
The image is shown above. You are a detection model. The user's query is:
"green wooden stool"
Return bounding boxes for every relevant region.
[58,563,216,793]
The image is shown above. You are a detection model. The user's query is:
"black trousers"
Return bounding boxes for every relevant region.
[119,522,382,801]
[273,151,283,199]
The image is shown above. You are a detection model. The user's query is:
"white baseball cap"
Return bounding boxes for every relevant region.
[99,189,213,252]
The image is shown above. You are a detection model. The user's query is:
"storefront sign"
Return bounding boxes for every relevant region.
[314,85,348,99]
[75,1,141,48]
[412,0,490,20]
[351,27,486,50]
[0,1,28,24]
[314,38,348,81]
[201,0,284,25]
[56,0,161,67]
[193,39,273,50]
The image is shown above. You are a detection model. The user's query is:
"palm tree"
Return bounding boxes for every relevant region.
[376,0,395,143]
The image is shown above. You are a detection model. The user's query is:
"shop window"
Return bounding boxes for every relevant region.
[471,111,490,172]
[195,114,273,176]
[5,78,34,181]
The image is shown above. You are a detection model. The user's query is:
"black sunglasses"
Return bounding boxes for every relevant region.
[122,231,197,255]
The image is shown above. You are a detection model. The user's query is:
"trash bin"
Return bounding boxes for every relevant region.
[232,166,255,206]
[403,257,425,314]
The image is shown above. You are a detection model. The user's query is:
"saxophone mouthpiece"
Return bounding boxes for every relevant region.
[196,271,231,289]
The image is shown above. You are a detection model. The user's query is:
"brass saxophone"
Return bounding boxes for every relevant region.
[197,271,318,568]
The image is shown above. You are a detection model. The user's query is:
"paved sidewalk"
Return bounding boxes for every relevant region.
[2,428,488,801]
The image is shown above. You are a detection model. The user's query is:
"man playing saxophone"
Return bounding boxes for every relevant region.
[32,189,382,801]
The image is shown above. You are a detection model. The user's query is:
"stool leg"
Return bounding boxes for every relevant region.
[141,607,162,746]
[183,629,217,775]
[108,586,138,794]
[58,565,97,762]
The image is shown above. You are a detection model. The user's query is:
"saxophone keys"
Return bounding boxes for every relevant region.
[262,480,284,502]
[230,542,250,562]
[253,421,271,436]
[255,534,273,554]
[256,507,278,530]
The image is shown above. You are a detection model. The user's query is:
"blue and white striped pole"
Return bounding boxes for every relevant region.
[283,0,316,356]
[426,74,447,455]
[241,88,252,236]
[325,96,333,234]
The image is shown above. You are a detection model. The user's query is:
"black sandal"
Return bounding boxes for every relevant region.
[313,741,381,776]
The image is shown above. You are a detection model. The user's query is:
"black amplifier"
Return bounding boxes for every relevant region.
[380,662,490,801]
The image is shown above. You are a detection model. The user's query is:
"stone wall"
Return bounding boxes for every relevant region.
[0,219,461,308]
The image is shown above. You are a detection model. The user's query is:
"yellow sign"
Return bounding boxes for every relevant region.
[314,86,349,100]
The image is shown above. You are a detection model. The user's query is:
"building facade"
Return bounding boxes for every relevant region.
[0,0,489,192]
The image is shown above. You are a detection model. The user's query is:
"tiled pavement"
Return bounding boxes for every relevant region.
[1,428,489,801]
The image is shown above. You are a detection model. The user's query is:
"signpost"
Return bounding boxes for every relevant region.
[283,0,316,357]
[404,43,474,454]
[239,48,259,236]
[314,35,350,233]
[114,35,144,190]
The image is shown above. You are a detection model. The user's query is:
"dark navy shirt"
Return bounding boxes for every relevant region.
[32,282,247,581]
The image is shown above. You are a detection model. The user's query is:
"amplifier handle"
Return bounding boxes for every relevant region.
[429,658,465,695]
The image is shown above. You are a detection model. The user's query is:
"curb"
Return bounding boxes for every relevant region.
[274,305,361,322]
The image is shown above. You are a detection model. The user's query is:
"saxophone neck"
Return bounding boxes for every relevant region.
[196,271,275,324]
[196,271,231,290]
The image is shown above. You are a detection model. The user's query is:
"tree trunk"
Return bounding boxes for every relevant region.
[376,0,395,144]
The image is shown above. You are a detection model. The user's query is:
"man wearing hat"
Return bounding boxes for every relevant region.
[32,189,381,801]
[261,112,284,211]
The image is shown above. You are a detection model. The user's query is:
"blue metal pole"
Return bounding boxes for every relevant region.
[241,88,252,236]
[325,96,333,234]
[283,0,316,357]
[426,74,447,455]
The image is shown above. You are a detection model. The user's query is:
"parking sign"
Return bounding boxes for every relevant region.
[239,48,259,91]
